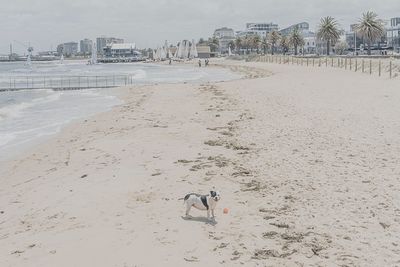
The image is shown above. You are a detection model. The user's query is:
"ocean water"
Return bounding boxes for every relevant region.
[0,60,239,161]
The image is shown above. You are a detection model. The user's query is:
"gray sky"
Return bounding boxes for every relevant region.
[0,0,398,54]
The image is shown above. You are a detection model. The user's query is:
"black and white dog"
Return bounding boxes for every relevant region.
[183,191,221,221]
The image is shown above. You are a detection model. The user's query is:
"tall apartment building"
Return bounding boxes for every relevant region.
[57,42,78,56]
[80,39,93,54]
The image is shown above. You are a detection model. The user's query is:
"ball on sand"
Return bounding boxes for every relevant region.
[223,208,229,214]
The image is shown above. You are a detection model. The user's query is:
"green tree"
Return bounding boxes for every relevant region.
[335,41,348,55]
[207,37,220,53]
[316,16,341,55]
[355,11,385,55]
[235,37,242,54]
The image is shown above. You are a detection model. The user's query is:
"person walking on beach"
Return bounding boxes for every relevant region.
[198,59,202,67]
[205,59,209,67]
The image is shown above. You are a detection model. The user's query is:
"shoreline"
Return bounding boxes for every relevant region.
[0,61,241,163]
[1,60,400,266]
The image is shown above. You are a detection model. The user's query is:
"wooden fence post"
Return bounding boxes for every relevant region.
[369,60,372,75]
[362,59,364,73]
[379,60,381,76]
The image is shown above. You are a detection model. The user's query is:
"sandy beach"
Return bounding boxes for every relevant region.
[1,59,400,266]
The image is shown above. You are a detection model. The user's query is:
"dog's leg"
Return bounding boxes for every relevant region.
[211,209,215,219]
[207,209,211,220]
[185,205,192,218]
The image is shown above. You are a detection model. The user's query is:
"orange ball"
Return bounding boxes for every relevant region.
[223,208,229,214]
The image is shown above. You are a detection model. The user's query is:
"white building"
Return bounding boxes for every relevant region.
[387,17,400,53]
[214,27,235,54]
[103,43,140,58]
[279,22,310,36]
[239,22,279,38]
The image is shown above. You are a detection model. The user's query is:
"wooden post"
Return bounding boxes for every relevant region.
[331,57,333,67]
[355,59,358,72]
[362,59,364,73]
[379,60,381,76]
[369,60,372,75]
[326,57,328,67]
[350,58,352,70]
[319,58,321,67]
[345,58,347,70]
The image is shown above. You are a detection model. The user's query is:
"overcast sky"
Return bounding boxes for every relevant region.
[0,0,398,54]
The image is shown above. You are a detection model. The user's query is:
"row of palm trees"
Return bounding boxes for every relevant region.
[317,11,385,55]
[227,11,385,56]
[230,27,306,56]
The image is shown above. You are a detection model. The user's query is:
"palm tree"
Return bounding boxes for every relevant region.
[316,16,341,55]
[280,36,290,55]
[235,37,242,54]
[268,31,281,55]
[355,11,385,55]
[289,26,305,55]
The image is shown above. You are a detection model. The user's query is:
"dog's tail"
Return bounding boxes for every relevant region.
[177,197,184,201]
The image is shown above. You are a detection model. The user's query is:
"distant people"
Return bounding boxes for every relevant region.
[169,58,172,65]
[198,59,202,67]
[205,59,209,67]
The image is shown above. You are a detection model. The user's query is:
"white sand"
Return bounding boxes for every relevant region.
[1,60,399,266]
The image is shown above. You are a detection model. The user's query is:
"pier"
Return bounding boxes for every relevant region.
[0,75,135,91]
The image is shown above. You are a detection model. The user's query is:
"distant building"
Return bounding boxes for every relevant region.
[345,24,363,52]
[57,42,78,56]
[214,27,236,54]
[279,22,309,36]
[96,37,124,54]
[303,35,317,54]
[103,43,140,58]
[214,27,235,39]
[387,17,400,53]
[237,22,279,38]
[391,17,400,27]
[80,39,93,54]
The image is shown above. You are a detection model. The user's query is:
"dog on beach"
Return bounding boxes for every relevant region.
[182,191,221,221]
